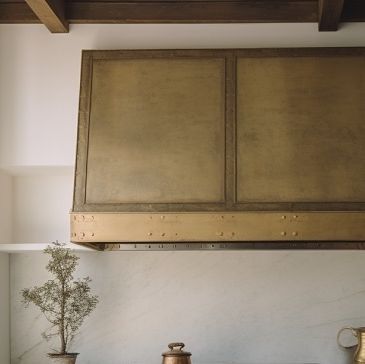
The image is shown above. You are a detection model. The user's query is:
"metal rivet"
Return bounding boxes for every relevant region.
[281,215,286,220]
[161,216,165,220]
[231,232,235,236]
[292,231,298,236]
[161,233,166,237]
[293,215,298,219]
[82,232,85,237]
[281,231,286,236]
[148,232,152,236]
[91,233,95,237]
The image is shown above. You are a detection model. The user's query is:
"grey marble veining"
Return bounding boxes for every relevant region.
[10,251,365,364]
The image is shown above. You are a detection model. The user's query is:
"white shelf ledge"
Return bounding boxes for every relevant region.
[0,243,93,253]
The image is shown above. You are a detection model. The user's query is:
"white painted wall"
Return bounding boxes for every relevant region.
[12,171,73,244]
[0,171,12,243]
[0,253,10,364]
[2,22,365,364]
[0,168,73,245]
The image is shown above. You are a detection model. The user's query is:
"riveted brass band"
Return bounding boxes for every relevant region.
[70,212,365,247]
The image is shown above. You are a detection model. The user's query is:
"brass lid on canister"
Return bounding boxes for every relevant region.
[162,343,191,357]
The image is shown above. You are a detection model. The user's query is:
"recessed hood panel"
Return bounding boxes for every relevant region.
[71,48,365,250]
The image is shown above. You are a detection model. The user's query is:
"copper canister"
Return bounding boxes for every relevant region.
[162,343,192,364]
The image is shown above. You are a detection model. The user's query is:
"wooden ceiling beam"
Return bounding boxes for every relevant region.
[318,0,345,31]
[24,0,68,32]
[66,1,317,23]
[0,3,39,23]
[342,0,365,21]
[0,1,318,24]
[1,0,365,26]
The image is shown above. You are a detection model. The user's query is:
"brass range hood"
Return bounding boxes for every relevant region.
[71,48,365,250]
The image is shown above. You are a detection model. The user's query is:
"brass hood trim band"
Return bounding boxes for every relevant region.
[70,212,365,249]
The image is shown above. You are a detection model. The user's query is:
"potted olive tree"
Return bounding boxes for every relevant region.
[22,243,98,364]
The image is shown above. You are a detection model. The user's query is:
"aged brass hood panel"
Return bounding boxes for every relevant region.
[71,48,365,249]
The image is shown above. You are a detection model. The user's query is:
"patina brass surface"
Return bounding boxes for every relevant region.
[338,327,365,363]
[237,56,365,204]
[70,212,365,243]
[74,50,230,213]
[72,48,365,248]
[87,58,225,204]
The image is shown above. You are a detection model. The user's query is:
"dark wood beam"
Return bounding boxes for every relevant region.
[24,0,68,32]
[318,0,345,31]
[0,1,318,24]
[342,0,365,21]
[0,3,39,23]
[1,0,365,26]
[66,1,317,23]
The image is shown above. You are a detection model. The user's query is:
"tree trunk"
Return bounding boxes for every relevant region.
[60,326,66,354]
[60,280,66,354]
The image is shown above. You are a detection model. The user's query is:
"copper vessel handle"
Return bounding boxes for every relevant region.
[337,327,358,350]
[168,343,185,351]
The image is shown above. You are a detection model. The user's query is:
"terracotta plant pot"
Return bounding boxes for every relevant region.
[48,353,79,364]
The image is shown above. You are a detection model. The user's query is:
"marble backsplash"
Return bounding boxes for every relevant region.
[10,251,365,364]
